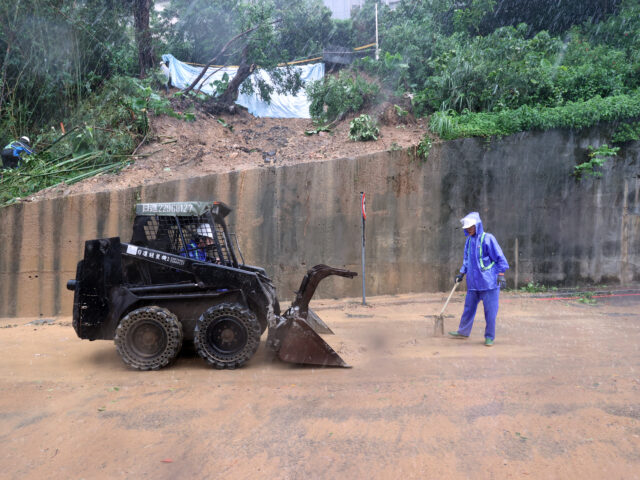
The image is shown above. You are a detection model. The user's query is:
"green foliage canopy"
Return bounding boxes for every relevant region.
[3,0,640,205]
[0,0,135,140]
[307,71,379,123]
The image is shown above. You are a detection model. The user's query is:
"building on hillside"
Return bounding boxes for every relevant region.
[322,0,400,20]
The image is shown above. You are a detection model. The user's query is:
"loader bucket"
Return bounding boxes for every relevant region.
[267,264,357,367]
[306,308,334,334]
[276,315,349,367]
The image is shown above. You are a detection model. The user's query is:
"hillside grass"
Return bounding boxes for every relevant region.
[429,90,640,140]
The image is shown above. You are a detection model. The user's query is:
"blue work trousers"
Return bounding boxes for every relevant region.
[457,288,500,340]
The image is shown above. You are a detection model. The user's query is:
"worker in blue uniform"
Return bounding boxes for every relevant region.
[2,136,33,168]
[449,212,509,346]
[179,224,213,261]
[179,223,222,264]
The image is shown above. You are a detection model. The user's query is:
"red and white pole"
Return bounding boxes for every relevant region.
[361,192,366,305]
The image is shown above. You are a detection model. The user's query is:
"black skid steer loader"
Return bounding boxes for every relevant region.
[67,201,356,370]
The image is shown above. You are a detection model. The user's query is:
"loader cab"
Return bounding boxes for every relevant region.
[126,201,242,284]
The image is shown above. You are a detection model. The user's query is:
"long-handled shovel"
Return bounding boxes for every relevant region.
[433,282,460,336]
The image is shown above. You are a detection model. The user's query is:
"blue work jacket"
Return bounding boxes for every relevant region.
[459,214,509,291]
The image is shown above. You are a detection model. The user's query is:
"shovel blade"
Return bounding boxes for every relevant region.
[277,317,349,367]
[434,315,444,336]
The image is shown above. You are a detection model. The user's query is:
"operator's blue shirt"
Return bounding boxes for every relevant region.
[179,242,206,261]
[459,213,509,291]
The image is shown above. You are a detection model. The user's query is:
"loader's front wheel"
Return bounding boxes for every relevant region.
[194,303,261,369]
[115,306,183,370]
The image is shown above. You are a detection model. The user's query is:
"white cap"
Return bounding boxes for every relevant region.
[460,212,480,229]
[196,223,213,238]
[20,136,30,145]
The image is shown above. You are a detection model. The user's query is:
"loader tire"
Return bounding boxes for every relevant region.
[194,303,261,369]
[115,306,183,371]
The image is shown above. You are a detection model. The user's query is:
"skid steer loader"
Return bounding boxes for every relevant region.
[67,201,356,370]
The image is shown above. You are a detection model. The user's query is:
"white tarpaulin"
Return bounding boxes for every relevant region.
[162,54,324,119]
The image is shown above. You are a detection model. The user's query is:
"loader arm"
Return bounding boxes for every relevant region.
[291,264,357,319]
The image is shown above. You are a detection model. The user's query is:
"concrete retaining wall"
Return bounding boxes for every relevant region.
[1,126,639,317]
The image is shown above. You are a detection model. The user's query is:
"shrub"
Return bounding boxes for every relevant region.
[349,114,379,141]
[415,135,432,161]
[519,282,558,293]
[612,121,640,144]
[411,21,640,117]
[354,52,410,95]
[577,292,597,304]
[429,89,640,140]
[415,26,566,114]
[307,71,380,123]
[574,144,620,179]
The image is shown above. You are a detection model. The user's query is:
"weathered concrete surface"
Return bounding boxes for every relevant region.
[1,126,639,317]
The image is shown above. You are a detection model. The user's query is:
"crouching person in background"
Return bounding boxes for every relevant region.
[2,136,33,168]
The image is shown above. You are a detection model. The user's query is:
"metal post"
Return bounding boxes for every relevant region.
[375,3,379,60]
[361,192,366,305]
[514,237,519,290]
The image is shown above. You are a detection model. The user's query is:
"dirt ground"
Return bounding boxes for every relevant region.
[29,107,426,201]
[2,291,639,479]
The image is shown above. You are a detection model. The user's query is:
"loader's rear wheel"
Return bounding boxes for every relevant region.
[115,306,183,371]
[194,303,261,369]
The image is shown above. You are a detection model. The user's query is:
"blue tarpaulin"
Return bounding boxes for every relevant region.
[162,54,324,119]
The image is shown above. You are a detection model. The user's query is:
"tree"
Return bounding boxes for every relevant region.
[0,0,134,136]
[157,0,239,63]
[420,0,623,37]
[133,0,154,77]
[163,0,333,113]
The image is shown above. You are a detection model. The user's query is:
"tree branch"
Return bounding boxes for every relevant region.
[182,18,281,95]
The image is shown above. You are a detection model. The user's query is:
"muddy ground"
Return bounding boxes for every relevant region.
[1,291,639,479]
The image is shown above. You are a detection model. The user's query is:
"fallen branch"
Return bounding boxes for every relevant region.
[132,132,149,156]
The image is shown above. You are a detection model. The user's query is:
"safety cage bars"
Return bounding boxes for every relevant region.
[138,214,237,266]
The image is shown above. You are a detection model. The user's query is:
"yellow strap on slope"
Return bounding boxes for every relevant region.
[176,42,376,69]
[354,42,376,51]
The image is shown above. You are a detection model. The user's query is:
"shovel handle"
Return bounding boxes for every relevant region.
[439,282,460,316]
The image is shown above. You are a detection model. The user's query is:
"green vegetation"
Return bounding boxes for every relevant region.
[0,1,135,140]
[412,25,640,115]
[429,91,640,140]
[577,292,597,304]
[349,114,379,141]
[416,136,432,161]
[574,144,620,179]
[519,282,559,293]
[3,0,640,205]
[307,71,379,123]
[304,125,332,136]
[304,1,640,139]
[0,77,188,207]
[612,121,640,144]
[354,53,410,95]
